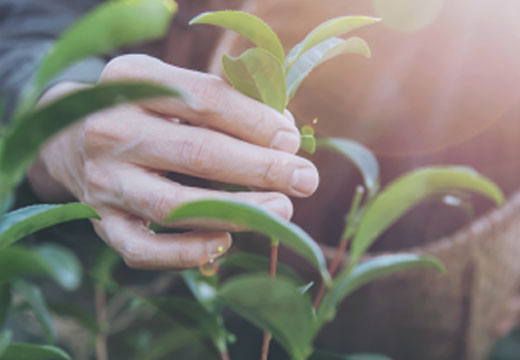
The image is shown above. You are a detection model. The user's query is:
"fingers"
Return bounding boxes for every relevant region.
[98,166,293,227]
[93,208,232,269]
[96,110,319,197]
[100,54,300,153]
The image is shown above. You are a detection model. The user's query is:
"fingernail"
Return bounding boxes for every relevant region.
[207,234,232,258]
[290,167,319,196]
[262,197,293,220]
[271,130,300,153]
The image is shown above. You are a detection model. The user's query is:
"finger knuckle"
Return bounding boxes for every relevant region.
[261,158,283,188]
[120,242,146,269]
[191,75,226,117]
[83,161,110,193]
[178,137,215,176]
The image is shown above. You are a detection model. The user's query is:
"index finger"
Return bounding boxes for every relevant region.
[100,54,301,154]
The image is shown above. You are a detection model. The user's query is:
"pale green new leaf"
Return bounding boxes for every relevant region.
[19,0,177,113]
[350,167,504,267]
[13,281,54,344]
[317,254,445,326]
[190,11,284,63]
[219,275,315,360]
[165,200,330,283]
[0,82,181,201]
[317,138,380,197]
[0,203,99,249]
[287,37,370,99]
[0,331,12,358]
[222,48,286,113]
[286,16,380,70]
[0,344,71,360]
[301,135,317,154]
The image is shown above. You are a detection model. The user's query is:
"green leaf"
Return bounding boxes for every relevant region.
[317,254,445,326]
[48,302,99,336]
[0,82,181,200]
[190,11,284,63]
[34,244,82,290]
[220,252,304,285]
[150,297,229,353]
[301,134,317,154]
[0,203,99,249]
[0,286,11,329]
[0,193,14,216]
[12,281,54,344]
[0,331,12,358]
[350,166,504,267]
[317,138,379,198]
[286,16,380,70]
[222,48,286,113]
[0,343,71,360]
[219,274,315,360]
[19,0,177,113]
[165,200,330,283]
[286,37,370,99]
[310,350,392,360]
[0,245,81,290]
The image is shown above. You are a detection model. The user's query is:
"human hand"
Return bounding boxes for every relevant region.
[28,54,319,270]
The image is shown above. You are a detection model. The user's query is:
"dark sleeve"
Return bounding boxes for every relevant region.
[0,0,106,124]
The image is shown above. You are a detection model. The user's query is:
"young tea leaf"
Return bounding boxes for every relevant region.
[349,166,504,267]
[286,37,370,99]
[0,203,99,249]
[0,82,181,199]
[12,281,54,344]
[219,274,315,360]
[301,135,317,154]
[286,16,380,70]
[165,200,330,283]
[0,343,71,360]
[317,138,380,197]
[18,0,177,113]
[222,48,286,113]
[317,254,445,326]
[190,11,285,63]
[35,244,83,291]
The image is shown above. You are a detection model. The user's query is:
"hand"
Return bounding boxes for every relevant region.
[28,54,319,270]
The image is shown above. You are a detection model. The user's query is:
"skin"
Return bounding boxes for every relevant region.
[27,54,319,270]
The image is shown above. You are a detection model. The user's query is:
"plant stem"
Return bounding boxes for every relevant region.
[313,186,365,309]
[95,285,109,360]
[260,240,279,360]
[220,351,231,360]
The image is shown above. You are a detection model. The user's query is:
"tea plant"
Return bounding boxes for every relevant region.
[0,2,505,360]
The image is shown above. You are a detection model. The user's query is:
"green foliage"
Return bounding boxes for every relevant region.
[190,11,285,63]
[219,275,315,360]
[0,245,81,289]
[222,48,286,113]
[286,37,370,99]
[0,343,71,360]
[0,331,12,358]
[310,351,392,360]
[285,16,380,70]
[17,0,177,116]
[349,166,504,268]
[316,254,445,326]
[13,281,54,344]
[0,82,182,202]
[0,203,99,248]
[165,199,330,283]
